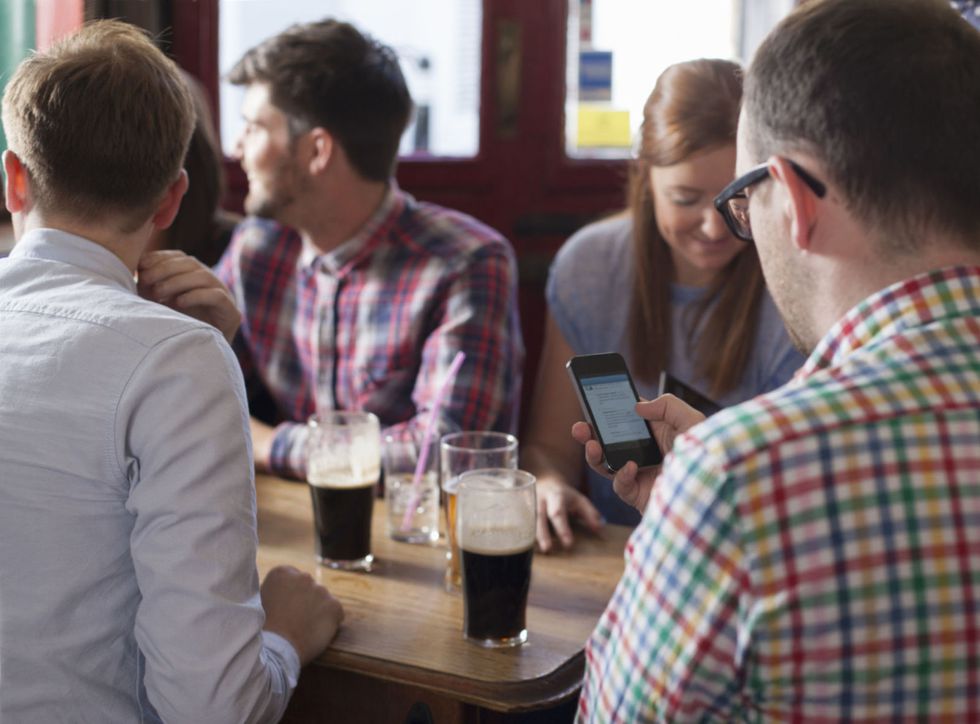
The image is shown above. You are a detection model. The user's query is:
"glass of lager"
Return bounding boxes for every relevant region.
[440,432,518,592]
[306,411,381,572]
[456,468,535,648]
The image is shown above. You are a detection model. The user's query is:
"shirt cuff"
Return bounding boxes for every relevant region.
[261,630,302,691]
[269,422,310,480]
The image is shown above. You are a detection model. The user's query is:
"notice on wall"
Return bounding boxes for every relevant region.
[578,50,612,102]
[576,106,631,148]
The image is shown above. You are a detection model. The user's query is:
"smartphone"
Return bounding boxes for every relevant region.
[565,352,663,472]
[657,371,722,417]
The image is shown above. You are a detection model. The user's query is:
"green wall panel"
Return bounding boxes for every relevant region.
[0,0,36,153]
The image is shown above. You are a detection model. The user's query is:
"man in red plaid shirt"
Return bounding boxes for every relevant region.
[217,19,523,478]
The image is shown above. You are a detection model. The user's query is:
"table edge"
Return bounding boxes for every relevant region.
[310,647,585,713]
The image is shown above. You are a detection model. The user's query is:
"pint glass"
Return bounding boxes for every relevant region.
[440,432,518,592]
[456,468,535,647]
[306,411,381,571]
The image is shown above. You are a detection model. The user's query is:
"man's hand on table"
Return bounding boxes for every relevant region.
[261,565,344,666]
[572,394,706,514]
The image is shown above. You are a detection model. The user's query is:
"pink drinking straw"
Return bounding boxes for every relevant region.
[400,350,466,532]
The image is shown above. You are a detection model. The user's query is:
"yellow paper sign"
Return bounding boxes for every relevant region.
[576,106,631,148]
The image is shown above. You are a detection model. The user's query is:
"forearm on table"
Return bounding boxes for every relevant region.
[264,420,310,480]
[413,248,520,432]
[407,348,517,437]
[521,441,584,493]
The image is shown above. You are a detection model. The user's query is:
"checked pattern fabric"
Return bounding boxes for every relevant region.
[579,266,980,722]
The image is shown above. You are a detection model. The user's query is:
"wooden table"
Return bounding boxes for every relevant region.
[255,474,630,723]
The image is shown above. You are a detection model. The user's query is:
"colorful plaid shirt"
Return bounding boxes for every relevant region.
[578,266,980,722]
[216,185,523,478]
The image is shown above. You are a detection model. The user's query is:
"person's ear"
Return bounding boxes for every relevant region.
[307,127,334,176]
[768,156,819,252]
[3,150,30,214]
[150,169,189,230]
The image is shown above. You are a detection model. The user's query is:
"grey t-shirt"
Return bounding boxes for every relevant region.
[547,214,804,525]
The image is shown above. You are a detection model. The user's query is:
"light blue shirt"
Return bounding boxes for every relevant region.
[0,229,299,722]
[548,215,805,525]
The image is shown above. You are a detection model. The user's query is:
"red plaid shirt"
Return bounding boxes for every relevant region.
[216,186,523,478]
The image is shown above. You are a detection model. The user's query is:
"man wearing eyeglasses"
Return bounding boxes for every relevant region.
[575,0,980,720]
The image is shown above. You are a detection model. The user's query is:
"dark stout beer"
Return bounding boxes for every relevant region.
[308,480,375,567]
[456,469,536,646]
[461,536,533,645]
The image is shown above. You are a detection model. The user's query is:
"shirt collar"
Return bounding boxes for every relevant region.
[8,227,137,293]
[299,183,407,275]
[803,265,980,373]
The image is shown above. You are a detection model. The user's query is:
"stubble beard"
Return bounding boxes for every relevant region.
[759,239,819,357]
[243,155,306,222]
[245,190,294,221]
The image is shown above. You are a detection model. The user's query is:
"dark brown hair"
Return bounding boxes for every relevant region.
[627,59,764,396]
[161,71,237,266]
[227,18,412,182]
[746,0,980,251]
[1,20,194,231]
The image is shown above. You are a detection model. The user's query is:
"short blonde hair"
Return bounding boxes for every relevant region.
[2,20,194,230]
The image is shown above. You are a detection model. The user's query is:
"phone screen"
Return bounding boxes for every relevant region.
[566,352,662,471]
[579,372,652,444]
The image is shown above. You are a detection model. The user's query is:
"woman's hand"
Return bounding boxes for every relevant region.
[535,476,604,553]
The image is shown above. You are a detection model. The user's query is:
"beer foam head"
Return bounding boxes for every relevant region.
[458,521,534,555]
[306,412,381,487]
[456,469,535,553]
[307,454,379,489]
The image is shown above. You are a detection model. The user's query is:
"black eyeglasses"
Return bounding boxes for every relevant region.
[713,160,827,242]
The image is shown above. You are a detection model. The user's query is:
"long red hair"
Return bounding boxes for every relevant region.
[627,58,764,397]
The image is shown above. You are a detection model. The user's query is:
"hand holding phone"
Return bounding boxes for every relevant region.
[566,353,663,472]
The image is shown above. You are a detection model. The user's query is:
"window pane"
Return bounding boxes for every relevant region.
[219,0,481,158]
[566,0,794,159]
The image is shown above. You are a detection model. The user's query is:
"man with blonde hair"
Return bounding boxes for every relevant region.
[0,21,342,721]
